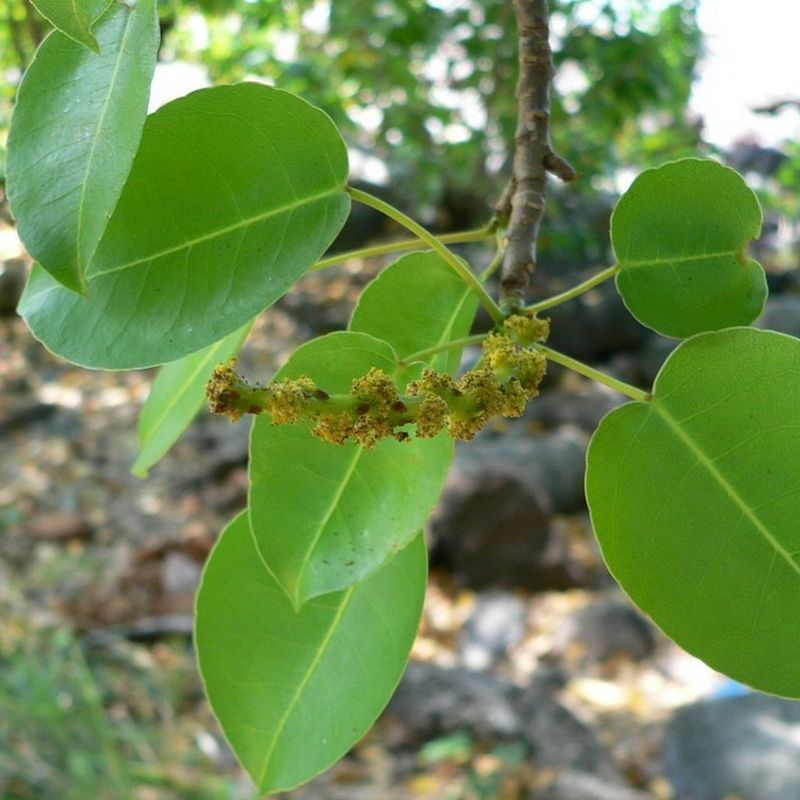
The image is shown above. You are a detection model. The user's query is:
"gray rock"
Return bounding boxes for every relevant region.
[524,386,624,434]
[0,403,59,435]
[663,692,800,800]
[161,550,203,596]
[757,294,800,338]
[543,277,652,362]
[430,431,589,590]
[637,335,678,385]
[553,598,656,664]
[631,294,800,388]
[469,431,588,514]
[389,662,621,781]
[388,662,522,740]
[430,451,552,590]
[182,413,250,481]
[517,682,621,782]
[0,259,26,317]
[535,771,654,800]
[459,590,528,669]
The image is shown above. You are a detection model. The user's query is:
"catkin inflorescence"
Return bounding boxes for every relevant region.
[207,315,548,447]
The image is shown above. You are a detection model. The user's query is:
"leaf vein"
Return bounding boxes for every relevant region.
[653,403,800,581]
[88,186,341,279]
[255,587,356,787]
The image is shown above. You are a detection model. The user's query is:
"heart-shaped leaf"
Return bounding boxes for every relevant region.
[7,0,158,293]
[349,250,478,374]
[19,83,350,369]
[612,159,766,338]
[249,331,452,608]
[29,0,112,52]
[132,322,251,477]
[587,327,800,697]
[196,512,427,794]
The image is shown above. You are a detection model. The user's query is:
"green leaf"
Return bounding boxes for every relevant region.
[196,512,427,794]
[19,83,351,369]
[612,159,766,338]
[29,0,112,52]
[349,250,478,374]
[132,323,251,478]
[7,0,159,293]
[249,331,452,608]
[586,327,800,697]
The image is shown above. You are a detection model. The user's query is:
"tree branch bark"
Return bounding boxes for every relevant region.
[499,0,577,312]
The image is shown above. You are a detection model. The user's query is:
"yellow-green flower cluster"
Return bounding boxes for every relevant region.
[504,313,550,346]
[207,316,548,447]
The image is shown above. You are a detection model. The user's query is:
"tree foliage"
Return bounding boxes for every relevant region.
[4,0,799,795]
[161,0,703,239]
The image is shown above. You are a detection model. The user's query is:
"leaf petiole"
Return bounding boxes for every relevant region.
[312,226,493,272]
[347,187,505,324]
[535,342,649,402]
[480,229,506,282]
[400,334,489,367]
[525,264,620,314]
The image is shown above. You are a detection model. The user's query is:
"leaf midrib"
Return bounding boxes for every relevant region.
[256,585,355,789]
[293,445,365,605]
[69,0,91,37]
[75,1,142,283]
[87,185,343,280]
[619,248,746,270]
[653,402,800,580]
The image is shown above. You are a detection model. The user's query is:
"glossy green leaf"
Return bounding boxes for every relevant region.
[586,327,800,697]
[29,0,112,52]
[249,331,452,608]
[349,250,478,374]
[612,159,766,338]
[196,512,427,793]
[7,0,158,293]
[132,323,251,478]
[19,83,351,369]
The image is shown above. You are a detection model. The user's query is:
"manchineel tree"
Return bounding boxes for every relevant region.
[5,0,799,794]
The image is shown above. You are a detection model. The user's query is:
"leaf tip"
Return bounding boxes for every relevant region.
[83,34,101,54]
[50,267,90,297]
[130,459,149,479]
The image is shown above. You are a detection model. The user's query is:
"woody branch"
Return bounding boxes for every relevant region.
[498,0,576,312]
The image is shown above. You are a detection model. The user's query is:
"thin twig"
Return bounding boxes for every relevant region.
[499,0,577,312]
[535,343,650,402]
[525,264,620,313]
[312,226,493,271]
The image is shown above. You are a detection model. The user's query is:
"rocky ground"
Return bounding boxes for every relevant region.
[3,217,800,799]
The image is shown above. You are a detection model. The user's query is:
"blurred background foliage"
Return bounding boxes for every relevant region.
[1,0,797,266]
[158,0,704,264]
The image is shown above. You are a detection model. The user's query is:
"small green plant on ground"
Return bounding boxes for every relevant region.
[5,0,799,795]
[0,588,247,799]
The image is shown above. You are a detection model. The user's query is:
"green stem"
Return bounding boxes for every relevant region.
[535,343,649,402]
[526,264,620,314]
[480,231,506,282]
[348,187,505,324]
[312,227,493,271]
[400,334,488,366]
